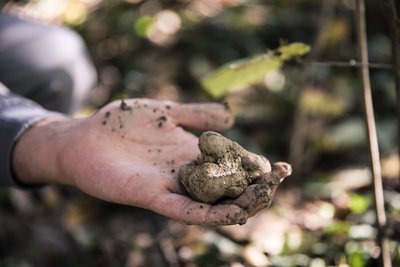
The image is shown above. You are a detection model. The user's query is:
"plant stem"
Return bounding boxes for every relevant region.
[300,60,393,69]
[382,0,400,186]
[355,0,392,266]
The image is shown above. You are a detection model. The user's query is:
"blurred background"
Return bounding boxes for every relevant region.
[0,0,399,266]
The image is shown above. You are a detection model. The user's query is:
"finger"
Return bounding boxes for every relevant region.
[168,102,234,131]
[150,194,248,226]
[272,162,292,182]
[221,184,273,217]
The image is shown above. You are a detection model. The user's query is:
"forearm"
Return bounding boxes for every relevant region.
[0,90,66,186]
[11,116,74,186]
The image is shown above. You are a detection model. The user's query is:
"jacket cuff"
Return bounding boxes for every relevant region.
[0,93,62,186]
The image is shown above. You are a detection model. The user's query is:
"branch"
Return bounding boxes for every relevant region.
[355,1,392,266]
[300,60,393,70]
[382,0,400,187]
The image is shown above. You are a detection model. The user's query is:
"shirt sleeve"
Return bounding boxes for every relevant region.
[0,83,61,186]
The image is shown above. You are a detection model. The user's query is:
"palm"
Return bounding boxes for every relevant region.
[64,99,247,225]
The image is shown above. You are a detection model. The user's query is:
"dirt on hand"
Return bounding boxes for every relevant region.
[178,131,291,210]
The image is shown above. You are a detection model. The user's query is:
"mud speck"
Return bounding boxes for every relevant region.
[102,111,112,125]
[222,101,230,111]
[157,116,167,128]
[120,100,132,111]
[117,116,124,129]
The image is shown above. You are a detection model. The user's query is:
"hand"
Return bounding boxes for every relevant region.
[13,98,248,226]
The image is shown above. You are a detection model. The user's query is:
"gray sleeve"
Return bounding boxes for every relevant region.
[0,83,61,186]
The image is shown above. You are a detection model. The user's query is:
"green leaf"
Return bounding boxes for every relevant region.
[201,42,310,98]
[346,242,367,267]
[277,42,312,61]
[201,54,281,98]
[134,16,155,37]
[324,221,349,235]
[349,251,366,267]
[348,193,370,214]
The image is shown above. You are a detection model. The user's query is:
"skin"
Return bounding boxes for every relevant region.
[11,98,290,226]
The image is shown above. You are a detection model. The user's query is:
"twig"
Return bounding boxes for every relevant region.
[381,1,400,262]
[382,0,400,186]
[355,1,392,267]
[300,60,393,70]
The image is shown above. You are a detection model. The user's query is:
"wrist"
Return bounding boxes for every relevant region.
[11,116,75,186]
